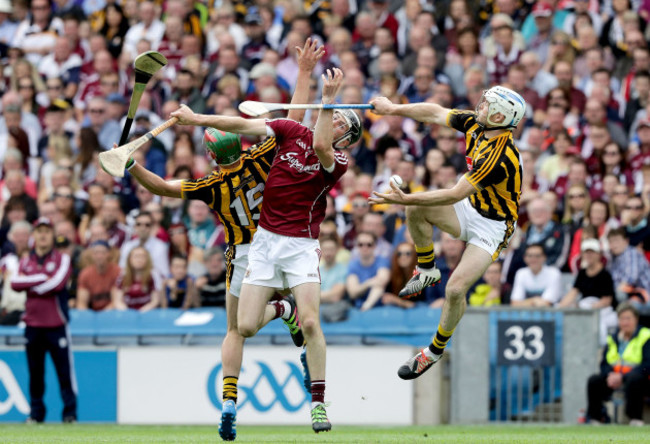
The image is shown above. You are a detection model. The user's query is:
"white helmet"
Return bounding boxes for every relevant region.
[477,86,526,129]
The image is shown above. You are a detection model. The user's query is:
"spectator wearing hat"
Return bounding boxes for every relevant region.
[11,217,76,423]
[482,14,524,86]
[76,240,121,311]
[37,100,75,160]
[528,3,556,63]
[122,0,165,59]
[241,8,271,68]
[37,36,82,100]
[559,237,617,341]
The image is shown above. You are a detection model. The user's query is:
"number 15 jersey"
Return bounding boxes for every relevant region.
[180,138,276,246]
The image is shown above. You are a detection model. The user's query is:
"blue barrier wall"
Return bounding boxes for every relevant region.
[0,351,117,423]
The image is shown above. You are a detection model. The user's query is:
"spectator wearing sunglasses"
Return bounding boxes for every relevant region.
[345,231,391,311]
[119,211,170,279]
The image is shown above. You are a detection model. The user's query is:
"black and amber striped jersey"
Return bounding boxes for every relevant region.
[180,138,276,246]
[446,110,522,222]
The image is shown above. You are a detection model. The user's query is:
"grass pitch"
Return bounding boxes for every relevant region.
[1,424,648,443]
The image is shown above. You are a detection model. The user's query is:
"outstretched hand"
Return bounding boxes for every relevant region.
[369,96,395,115]
[321,68,343,105]
[369,181,409,205]
[170,104,197,126]
[297,37,325,72]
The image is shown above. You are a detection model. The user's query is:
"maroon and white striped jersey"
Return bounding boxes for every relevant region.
[261,119,348,239]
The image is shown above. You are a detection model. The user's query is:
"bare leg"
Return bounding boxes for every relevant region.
[221,292,245,377]
[291,282,325,380]
[405,205,461,247]
[237,283,276,337]
[440,244,493,332]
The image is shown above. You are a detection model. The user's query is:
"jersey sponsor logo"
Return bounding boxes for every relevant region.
[0,361,30,415]
[279,152,321,173]
[295,140,309,151]
[207,362,309,412]
[465,156,473,172]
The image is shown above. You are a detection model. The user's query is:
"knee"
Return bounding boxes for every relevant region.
[237,322,257,338]
[300,315,320,337]
[445,281,467,303]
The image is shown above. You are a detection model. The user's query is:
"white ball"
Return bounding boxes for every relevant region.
[390,175,403,188]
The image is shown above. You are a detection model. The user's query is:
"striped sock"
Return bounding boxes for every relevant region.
[269,300,289,320]
[223,376,238,404]
[311,380,325,405]
[416,244,436,270]
[429,325,454,356]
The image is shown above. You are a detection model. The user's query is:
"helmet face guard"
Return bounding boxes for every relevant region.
[333,109,362,149]
[475,86,526,130]
[203,128,242,165]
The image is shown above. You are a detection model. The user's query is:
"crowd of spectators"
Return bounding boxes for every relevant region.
[1,0,650,329]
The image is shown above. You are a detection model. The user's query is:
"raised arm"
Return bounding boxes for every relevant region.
[129,162,183,198]
[313,68,344,170]
[287,38,324,122]
[171,104,267,136]
[370,96,452,126]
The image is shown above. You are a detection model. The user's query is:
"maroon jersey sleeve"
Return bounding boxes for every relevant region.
[325,151,349,183]
[265,118,301,143]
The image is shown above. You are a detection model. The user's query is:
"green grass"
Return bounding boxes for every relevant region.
[0,424,648,444]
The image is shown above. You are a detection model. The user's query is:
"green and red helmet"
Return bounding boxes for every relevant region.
[203,128,242,165]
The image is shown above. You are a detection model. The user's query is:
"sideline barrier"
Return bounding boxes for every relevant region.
[0,306,440,347]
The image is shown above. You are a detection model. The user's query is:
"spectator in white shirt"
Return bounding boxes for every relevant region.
[122,0,165,58]
[510,243,563,307]
[119,210,169,279]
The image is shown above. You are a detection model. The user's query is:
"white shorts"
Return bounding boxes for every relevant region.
[243,227,321,289]
[226,243,250,298]
[453,198,516,260]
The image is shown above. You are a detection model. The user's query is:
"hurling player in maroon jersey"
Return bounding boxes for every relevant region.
[172,68,362,432]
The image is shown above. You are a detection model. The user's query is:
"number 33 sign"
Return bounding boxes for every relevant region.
[496,321,555,367]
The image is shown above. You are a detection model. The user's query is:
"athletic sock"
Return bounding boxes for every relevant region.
[311,380,325,406]
[223,376,238,404]
[269,300,291,320]
[429,325,455,356]
[416,244,436,270]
